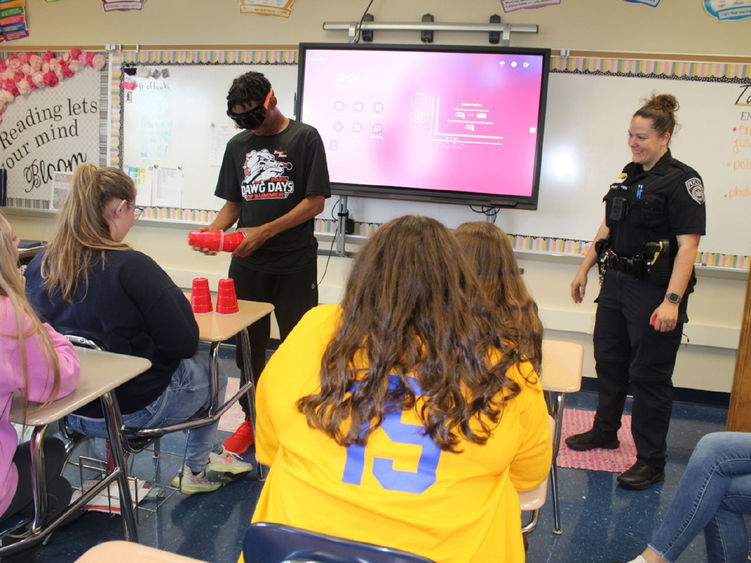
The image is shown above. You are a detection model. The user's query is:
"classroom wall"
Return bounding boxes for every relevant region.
[3,0,749,393]
[7,0,751,56]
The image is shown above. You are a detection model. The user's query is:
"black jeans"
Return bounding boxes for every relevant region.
[592,270,688,469]
[228,260,318,417]
[0,437,71,525]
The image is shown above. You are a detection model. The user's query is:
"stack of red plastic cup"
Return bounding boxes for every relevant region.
[190,277,213,314]
[215,278,239,315]
[188,230,244,252]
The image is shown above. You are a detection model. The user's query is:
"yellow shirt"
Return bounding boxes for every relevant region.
[251,304,552,563]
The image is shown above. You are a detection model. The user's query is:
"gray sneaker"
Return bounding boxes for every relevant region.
[205,447,254,481]
[170,466,223,494]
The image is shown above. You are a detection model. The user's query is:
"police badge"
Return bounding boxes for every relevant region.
[685,177,705,204]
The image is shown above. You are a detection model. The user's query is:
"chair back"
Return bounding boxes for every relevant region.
[59,327,111,352]
[242,522,434,563]
[518,415,555,535]
[540,340,584,393]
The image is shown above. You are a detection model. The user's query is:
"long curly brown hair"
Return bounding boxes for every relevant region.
[297,215,529,452]
[454,222,543,374]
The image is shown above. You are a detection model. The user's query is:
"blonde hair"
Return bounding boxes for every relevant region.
[41,163,135,302]
[454,222,543,374]
[0,213,61,418]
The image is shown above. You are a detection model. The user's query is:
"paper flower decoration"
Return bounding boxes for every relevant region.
[0,49,107,125]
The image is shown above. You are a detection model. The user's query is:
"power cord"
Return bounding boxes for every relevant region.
[469,204,500,223]
[317,197,343,287]
[353,0,375,43]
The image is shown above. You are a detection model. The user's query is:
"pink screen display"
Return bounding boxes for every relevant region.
[299,48,546,199]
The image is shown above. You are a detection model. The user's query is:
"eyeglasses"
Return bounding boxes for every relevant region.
[127,201,145,219]
[113,200,145,220]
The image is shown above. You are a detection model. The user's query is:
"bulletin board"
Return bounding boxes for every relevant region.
[0,60,109,209]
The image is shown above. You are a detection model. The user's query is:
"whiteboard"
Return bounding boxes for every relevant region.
[121,63,297,211]
[121,61,751,256]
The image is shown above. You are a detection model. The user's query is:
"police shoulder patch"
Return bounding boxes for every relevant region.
[685,177,705,205]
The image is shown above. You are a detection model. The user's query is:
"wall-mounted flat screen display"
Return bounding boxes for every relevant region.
[296,43,551,209]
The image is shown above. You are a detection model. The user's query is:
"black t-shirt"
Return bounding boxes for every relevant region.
[214,119,331,274]
[603,150,706,258]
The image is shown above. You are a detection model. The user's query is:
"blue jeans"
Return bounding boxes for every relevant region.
[649,432,751,563]
[67,355,225,473]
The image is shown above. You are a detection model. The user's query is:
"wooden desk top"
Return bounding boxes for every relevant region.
[10,348,151,427]
[183,293,274,343]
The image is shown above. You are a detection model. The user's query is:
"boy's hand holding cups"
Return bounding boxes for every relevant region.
[188,229,245,255]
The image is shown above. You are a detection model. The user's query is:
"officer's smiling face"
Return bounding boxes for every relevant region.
[627,115,670,171]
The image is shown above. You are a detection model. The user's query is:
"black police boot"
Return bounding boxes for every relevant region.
[617,461,665,490]
[564,429,620,451]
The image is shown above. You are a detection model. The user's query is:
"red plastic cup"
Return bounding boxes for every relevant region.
[220,231,244,252]
[190,277,213,314]
[188,230,244,252]
[215,278,239,315]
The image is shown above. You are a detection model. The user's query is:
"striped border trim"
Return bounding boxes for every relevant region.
[551,55,751,82]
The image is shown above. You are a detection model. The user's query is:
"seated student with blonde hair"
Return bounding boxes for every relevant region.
[250,215,552,563]
[24,163,252,494]
[454,221,544,373]
[0,212,80,525]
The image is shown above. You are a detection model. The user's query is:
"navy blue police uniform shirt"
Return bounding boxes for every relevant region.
[603,149,706,260]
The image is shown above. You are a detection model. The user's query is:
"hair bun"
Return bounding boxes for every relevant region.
[646,93,679,114]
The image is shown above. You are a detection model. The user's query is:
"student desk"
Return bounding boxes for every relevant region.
[133,297,274,477]
[192,298,274,417]
[2,348,151,556]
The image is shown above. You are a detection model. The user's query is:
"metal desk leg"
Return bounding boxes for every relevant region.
[546,390,565,535]
[239,328,266,480]
[29,424,50,533]
[209,342,221,414]
[99,391,138,542]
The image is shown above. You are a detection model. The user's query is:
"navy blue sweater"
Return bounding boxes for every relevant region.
[25,249,199,417]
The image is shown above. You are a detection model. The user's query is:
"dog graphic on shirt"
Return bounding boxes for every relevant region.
[241,148,294,200]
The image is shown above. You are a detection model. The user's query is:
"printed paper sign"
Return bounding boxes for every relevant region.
[239,0,295,17]
[101,0,144,11]
[704,0,751,20]
[500,0,560,12]
[50,171,72,210]
[623,0,661,6]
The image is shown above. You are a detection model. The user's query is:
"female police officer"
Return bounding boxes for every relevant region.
[565,94,706,490]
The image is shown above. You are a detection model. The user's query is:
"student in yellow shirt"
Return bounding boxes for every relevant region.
[454,221,544,375]
[251,215,552,563]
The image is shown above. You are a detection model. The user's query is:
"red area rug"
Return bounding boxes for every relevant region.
[557,409,637,473]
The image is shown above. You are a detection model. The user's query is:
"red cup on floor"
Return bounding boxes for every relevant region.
[190,277,213,314]
[215,278,239,315]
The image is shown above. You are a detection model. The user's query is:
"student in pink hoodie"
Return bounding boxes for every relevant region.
[0,212,80,525]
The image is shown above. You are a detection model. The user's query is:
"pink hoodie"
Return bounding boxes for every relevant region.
[0,296,80,518]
